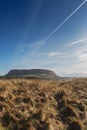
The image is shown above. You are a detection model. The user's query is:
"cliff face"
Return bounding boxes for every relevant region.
[5,69,59,80]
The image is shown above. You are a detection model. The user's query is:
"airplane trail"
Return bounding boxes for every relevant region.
[35,0,87,50]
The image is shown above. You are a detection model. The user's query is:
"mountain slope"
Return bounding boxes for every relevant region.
[5,69,59,80]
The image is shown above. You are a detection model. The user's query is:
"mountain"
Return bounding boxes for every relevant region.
[5,69,59,80]
[0,76,3,78]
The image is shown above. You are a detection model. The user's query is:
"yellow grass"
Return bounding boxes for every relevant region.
[0,78,87,130]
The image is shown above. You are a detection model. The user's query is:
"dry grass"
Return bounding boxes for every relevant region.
[0,78,87,130]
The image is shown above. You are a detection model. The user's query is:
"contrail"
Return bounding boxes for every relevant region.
[35,0,87,50]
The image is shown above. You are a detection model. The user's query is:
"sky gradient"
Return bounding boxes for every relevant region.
[0,0,87,77]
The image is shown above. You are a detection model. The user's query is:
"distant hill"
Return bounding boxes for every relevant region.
[5,69,59,80]
[0,76,3,79]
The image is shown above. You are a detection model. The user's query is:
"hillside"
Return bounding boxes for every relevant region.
[5,69,59,80]
[0,78,87,130]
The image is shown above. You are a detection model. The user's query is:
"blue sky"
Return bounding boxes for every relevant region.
[0,0,87,77]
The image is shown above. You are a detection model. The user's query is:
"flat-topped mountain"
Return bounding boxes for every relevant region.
[5,69,59,80]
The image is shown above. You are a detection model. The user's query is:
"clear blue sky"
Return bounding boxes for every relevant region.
[0,0,87,76]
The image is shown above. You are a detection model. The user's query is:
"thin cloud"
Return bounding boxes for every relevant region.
[74,44,87,61]
[17,43,31,53]
[34,0,87,50]
[32,41,44,48]
[66,39,87,46]
[48,52,64,57]
[30,41,45,54]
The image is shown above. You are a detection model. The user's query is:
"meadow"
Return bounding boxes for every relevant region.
[0,78,87,130]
